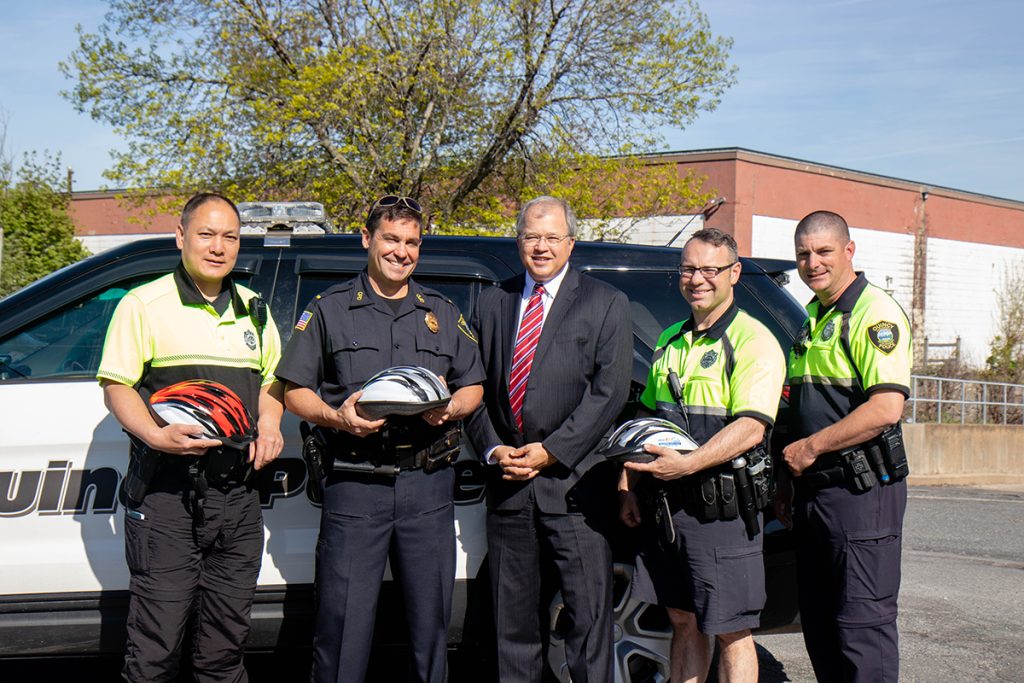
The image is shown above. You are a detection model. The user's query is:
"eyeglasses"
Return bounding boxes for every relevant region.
[677,262,737,279]
[370,195,422,215]
[517,233,573,247]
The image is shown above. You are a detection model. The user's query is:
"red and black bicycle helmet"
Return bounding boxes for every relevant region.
[149,379,256,449]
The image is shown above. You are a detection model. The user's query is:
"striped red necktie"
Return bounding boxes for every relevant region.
[509,284,545,431]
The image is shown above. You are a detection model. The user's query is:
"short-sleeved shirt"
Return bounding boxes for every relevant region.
[274,271,484,408]
[787,273,912,439]
[97,262,281,414]
[640,302,786,445]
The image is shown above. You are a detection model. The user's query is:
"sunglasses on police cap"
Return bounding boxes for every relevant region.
[369,195,423,216]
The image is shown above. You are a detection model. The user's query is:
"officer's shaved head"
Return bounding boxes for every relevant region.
[794,211,850,243]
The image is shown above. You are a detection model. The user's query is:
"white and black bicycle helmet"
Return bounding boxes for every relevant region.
[597,417,699,464]
[356,365,451,418]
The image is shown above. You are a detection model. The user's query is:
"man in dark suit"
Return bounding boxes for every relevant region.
[466,196,632,682]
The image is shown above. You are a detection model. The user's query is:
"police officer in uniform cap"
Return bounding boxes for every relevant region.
[98,192,285,682]
[778,210,911,683]
[619,228,785,683]
[275,196,484,683]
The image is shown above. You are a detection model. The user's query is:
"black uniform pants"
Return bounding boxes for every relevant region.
[122,487,264,683]
[794,479,907,683]
[312,466,456,683]
[486,487,614,683]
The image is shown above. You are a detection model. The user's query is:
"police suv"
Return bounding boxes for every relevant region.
[0,210,805,680]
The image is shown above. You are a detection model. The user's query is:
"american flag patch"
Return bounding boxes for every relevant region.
[295,310,313,331]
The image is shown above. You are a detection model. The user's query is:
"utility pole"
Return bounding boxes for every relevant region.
[911,190,929,370]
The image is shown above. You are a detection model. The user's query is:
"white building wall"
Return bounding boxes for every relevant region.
[750,215,812,303]
[751,214,1023,368]
[924,238,1024,366]
[76,233,164,255]
[584,214,703,247]
[751,215,915,310]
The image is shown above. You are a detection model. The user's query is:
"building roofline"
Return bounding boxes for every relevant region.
[642,147,1024,210]
[70,188,175,200]
[71,147,1024,211]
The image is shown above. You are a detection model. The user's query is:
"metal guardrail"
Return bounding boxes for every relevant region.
[908,375,1024,425]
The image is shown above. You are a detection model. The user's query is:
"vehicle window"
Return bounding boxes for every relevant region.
[584,270,690,350]
[416,277,477,318]
[0,274,254,383]
[735,272,806,348]
[291,274,479,346]
[0,280,142,381]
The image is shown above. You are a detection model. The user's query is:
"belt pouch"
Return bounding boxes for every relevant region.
[717,472,739,520]
[698,472,720,521]
[423,425,461,473]
[878,424,910,481]
[841,450,878,492]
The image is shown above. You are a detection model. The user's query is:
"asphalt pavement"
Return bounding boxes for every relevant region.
[2,485,1021,682]
[756,484,1024,682]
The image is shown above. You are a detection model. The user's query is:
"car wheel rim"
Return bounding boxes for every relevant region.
[547,563,671,683]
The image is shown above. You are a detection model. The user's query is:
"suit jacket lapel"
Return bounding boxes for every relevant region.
[531,267,579,371]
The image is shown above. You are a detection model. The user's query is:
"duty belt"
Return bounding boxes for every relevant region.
[641,467,735,522]
[794,424,910,494]
[636,443,771,544]
[793,461,847,493]
[329,423,461,476]
[794,449,870,494]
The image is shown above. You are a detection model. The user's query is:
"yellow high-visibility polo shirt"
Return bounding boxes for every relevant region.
[787,273,911,439]
[640,302,786,445]
[97,263,280,412]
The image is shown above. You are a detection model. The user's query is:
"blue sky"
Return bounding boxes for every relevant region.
[2,0,1022,200]
[667,0,1024,201]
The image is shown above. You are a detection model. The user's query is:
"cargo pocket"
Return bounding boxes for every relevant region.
[715,544,766,618]
[124,516,151,576]
[845,529,901,601]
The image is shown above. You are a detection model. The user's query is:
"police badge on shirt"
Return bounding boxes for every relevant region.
[700,349,719,369]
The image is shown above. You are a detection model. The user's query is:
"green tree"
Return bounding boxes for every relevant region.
[63,0,734,230]
[0,152,90,296]
[984,261,1024,384]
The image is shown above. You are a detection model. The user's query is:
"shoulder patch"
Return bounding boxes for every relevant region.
[457,313,478,343]
[295,310,313,332]
[868,320,899,354]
